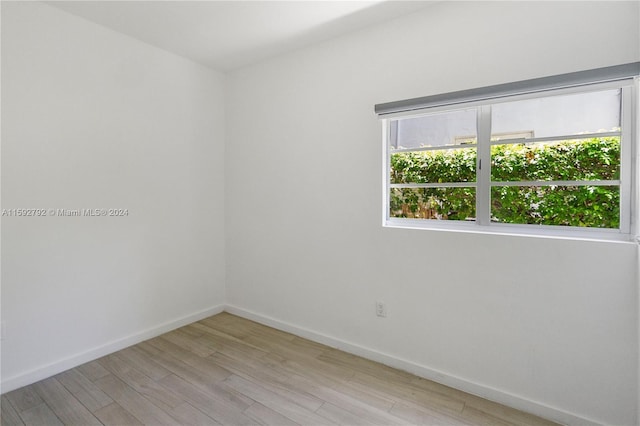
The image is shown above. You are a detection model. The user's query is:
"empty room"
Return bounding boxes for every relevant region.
[1,1,639,425]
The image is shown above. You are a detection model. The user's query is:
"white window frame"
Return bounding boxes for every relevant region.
[380,76,639,242]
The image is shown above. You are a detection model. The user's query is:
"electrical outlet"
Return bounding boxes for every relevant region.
[375,301,387,317]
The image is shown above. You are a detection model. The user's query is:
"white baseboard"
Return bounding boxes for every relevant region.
[225,304,602,426]
[1,304,225,394]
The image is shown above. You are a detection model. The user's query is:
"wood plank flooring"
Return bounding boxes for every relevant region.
[1,313,558,426]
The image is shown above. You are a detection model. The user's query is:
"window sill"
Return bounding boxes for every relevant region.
[384,218,636,244]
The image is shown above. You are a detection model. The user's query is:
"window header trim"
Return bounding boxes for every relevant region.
[374,62,640,116]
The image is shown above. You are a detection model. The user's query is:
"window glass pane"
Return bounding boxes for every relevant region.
[491,137,620,182]
[391,148,476,184]
[391,108,477,150]
[491,89,621,141]
[491,185,619,228]
[390,187,475,221]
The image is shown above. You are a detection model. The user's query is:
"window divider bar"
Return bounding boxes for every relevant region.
[390,182,477,189]
[476,105,492,226]
[391,144,476,154]
[490,131,621,146]
[490,180,620,187]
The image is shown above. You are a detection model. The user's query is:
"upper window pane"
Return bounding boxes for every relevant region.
[491,89,621,141]
[391,108,477,150]
[391,148,476,184]
[491,137,620,182]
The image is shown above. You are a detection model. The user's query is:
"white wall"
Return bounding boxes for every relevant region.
[1,1,226,390]
[226,2,639,425]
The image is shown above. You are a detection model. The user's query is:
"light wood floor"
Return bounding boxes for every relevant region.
[1,313,558,426]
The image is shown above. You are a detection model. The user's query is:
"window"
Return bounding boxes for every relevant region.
[377,63,640,240]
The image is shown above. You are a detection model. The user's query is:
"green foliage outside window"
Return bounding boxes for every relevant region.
[390,137,620,228]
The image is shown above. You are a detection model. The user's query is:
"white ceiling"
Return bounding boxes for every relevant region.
[47,1,435,71]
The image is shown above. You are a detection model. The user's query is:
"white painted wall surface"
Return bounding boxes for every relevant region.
[1,2,226,390]
[226,2,639,425]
